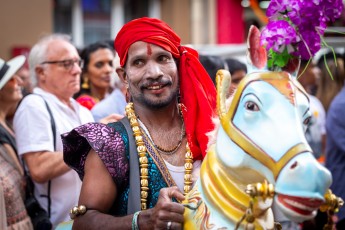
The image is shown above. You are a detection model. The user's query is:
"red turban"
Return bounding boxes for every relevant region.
[115,17,216,160]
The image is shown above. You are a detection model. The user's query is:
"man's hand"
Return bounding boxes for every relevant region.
[149,186,185,230]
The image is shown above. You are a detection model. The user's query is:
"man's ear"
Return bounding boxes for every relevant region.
[116,67,127,83]
[35,65,46,82]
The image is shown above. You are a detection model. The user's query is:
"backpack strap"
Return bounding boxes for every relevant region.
[25,94,55,218]
[41,97,54,218]
[118,117,141,214]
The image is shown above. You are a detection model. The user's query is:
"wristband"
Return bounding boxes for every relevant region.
[132,211,141,230]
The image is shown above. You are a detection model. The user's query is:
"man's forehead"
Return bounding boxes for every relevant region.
[128,41,168,55]
[46,40,78,58]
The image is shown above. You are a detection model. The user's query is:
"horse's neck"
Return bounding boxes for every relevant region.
[201,147,248,211]
[198,146,274,229]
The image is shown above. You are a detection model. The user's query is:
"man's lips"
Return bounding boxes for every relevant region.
[142,81,171,91]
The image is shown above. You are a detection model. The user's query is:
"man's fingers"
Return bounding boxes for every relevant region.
[158,187,185,214]
[170,221,182,230]
[160,186,185,201]
[171,192,185,204]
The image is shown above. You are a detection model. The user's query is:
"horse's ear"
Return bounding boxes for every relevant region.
[216,69,231,121]
[247,25,267,70]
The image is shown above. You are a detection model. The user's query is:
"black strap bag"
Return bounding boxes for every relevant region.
[23,95,54,230]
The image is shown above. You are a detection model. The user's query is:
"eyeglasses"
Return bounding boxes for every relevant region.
[40,59,84,71]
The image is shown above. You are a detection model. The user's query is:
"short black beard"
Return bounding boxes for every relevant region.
[134,87,179,110]
[125,69,180,109]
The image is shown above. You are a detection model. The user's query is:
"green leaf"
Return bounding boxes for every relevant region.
[267,58,273,68]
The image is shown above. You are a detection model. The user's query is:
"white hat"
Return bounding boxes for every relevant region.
[0,55,26,90]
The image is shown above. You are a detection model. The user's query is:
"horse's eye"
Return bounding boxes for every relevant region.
[245,101,259,111]
[303,116,311,126]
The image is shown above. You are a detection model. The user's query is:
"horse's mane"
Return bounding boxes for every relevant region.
[206,93,234,150]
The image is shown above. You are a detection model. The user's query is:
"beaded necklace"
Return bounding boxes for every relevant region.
[125,102,193,210]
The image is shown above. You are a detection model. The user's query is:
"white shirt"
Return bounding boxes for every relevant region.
[13,87,94,228]
[138,119,201,191]
[91,88,127,122]
[165,160,201,192]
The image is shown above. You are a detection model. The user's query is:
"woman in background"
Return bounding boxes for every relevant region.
[0,55,33,230]
[75,41,115,110]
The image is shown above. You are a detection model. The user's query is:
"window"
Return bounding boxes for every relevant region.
[83,0,111,46]
[54,0,72,35]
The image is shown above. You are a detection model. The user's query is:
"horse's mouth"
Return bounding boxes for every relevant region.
[277,194,324,216]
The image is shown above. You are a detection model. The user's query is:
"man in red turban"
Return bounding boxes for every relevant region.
[61,17,216,230]
[115,17,216,160]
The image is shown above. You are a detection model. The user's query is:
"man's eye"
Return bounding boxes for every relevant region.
[159,55,169,62]
[63,60,73,68]
[133,59,144,66]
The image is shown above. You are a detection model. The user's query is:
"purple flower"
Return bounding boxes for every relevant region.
[288,1,322,28]
[261,20,299,53]
[298,30,321,60]
[320,0,344,22]
[260,0,344,68]
[266,0,300,18]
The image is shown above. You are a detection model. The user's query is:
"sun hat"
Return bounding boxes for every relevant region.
[0,55,26,90]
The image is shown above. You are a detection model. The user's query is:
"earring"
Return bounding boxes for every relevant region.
[82,77,89,89]
[125,87,131,103]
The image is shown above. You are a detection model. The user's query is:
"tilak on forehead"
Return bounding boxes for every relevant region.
[147,44,152,56]
[114,17,217,160]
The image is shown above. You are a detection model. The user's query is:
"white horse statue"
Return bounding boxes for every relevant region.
[57,25,342,230]
[182,26,339,229]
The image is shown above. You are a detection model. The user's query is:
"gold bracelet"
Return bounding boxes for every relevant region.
[69,205,87,219]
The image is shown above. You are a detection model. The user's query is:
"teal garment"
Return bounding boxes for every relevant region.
[108,122,172,214]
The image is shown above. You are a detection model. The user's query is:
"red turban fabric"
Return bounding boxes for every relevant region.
[115,17,216,160]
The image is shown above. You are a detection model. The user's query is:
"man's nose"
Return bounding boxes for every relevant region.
[145,61,163,78]
[71,62,82,75]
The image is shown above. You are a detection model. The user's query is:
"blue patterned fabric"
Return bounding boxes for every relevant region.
[62,120,173,216]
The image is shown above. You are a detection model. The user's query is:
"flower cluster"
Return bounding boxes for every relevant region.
[260,0,344,68]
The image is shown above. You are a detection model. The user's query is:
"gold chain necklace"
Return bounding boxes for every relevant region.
[150,121,185,154]
[137,104,185,155]
[125,102,194,210]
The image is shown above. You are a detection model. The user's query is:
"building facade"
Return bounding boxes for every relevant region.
[0,0,248,60]
[1,0,343,60]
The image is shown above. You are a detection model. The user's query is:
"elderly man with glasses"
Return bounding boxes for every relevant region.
[13,34,94,229]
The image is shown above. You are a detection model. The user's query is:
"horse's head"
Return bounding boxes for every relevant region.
[215,69,332,222]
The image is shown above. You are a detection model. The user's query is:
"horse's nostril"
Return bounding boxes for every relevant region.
[290,161,298,169]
